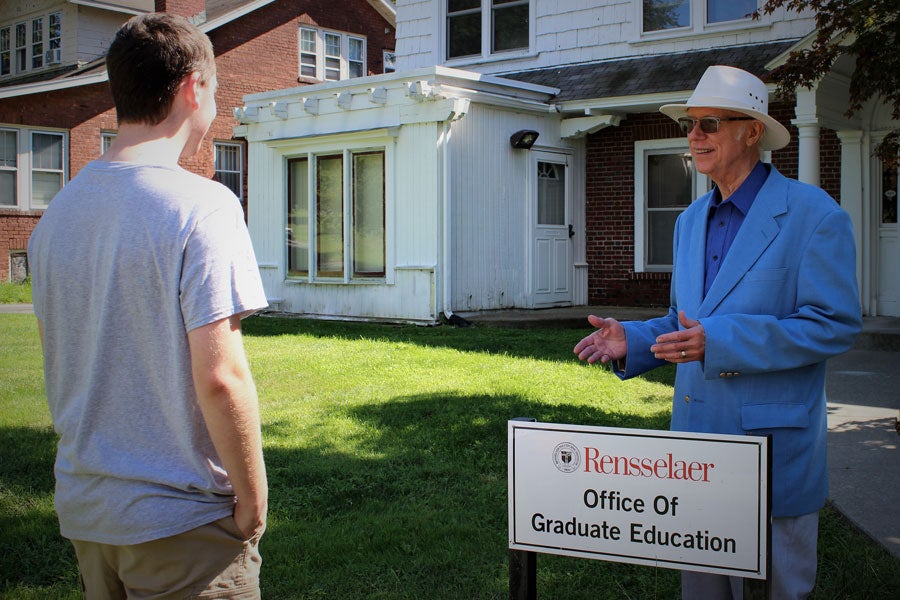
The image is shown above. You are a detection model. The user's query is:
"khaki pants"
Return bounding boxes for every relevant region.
[70,517,263,600]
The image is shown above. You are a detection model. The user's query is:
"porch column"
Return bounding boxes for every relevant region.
[836,130,866,310]
[791,88,820,186]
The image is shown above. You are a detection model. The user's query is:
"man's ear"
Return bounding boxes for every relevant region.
[180,71,203,110]
[746,121,765,147]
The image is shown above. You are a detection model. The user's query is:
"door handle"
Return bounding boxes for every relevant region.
[568,224,575,238]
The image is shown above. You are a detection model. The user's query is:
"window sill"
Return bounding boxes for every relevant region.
[285,277,387,285]
[444,49,538,69]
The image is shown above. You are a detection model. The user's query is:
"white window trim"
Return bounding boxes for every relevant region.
[0,12,62,79]
[101,131,116,155]
[440,0,535,66]
[298,26,367,82]
[0,124,68,210]
[631,0,770,44]
[633,138,708,273]
[280,131,394,285]
[214,141,244,203]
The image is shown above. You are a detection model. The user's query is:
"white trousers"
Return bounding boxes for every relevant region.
[681,512,819,600]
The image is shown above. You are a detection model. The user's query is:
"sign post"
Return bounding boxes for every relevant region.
[508,421,770,596]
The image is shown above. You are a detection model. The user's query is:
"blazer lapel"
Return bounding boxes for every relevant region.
[699,167,788,315]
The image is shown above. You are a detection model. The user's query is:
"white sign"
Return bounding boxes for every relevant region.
[508,421,769,578]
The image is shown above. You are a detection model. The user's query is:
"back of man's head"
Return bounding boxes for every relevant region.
[106,13,215,126]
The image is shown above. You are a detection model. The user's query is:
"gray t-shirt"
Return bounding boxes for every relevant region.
[28,161,268,545]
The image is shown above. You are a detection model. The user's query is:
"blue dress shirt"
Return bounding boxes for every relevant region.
[704,161,770,296]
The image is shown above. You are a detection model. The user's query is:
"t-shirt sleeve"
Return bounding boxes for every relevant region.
[180,200,268,332]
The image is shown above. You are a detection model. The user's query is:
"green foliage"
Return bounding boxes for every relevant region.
[1,314,898,598]
[760,0,900,165]
[0,280,31,304]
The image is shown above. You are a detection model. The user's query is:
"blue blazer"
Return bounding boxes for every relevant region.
[619,166,862,517]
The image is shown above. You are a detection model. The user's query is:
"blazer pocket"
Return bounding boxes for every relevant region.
[741,402,809,431]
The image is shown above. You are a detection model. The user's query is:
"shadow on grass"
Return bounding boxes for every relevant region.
[0,425,80,593]
[242,315,677,387]
[259,391,678,599]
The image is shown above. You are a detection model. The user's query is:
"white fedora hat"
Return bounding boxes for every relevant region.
[660,65,790,151]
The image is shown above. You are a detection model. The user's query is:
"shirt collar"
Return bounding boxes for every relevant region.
[710,161,770,215]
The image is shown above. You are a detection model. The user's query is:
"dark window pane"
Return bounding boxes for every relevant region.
[648,211,679,265]
[643,0,690,32]
[449,0,481,10]
[493,3,528,52]
[647,153,693,208]
[448,12,481,58]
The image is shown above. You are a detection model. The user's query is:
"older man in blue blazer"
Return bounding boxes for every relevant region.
[575,65,861,599]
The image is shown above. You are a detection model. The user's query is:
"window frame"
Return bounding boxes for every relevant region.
[636,0,767,41]
[0,26,10,77]
[101,131,116,155]
[285,142,388,284]
[633,139,708,272]
[443,0,534,64]
[214,141,245,204]
[0,12,62,79]
[0,125,68,210]
[297,26,367,82]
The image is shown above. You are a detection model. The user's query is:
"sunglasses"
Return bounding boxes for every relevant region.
[677,116,755,135]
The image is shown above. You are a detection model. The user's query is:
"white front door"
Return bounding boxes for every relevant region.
[876,163,899,316]
[530,153,573,308]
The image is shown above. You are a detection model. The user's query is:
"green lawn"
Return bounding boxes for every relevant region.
[1,313,898,599]
[0,280,31,304]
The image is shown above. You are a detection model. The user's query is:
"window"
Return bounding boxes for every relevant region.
[287,150,385,281]
[214,142,244,202]
[383,50,396,73]
[300,28,317,77]
[31,18,42,69]
[30,132,64,206]
[641,0,758,34]
[0,27,10,77]
[0,126,67,209]
[446,0,530,61]
[634,140,708,271]
[0,13,62,78]
[298,27,366,81]
[14,23,25,73]
[883,164,898,225]
[0,129,16,206]
[101,132,116,154]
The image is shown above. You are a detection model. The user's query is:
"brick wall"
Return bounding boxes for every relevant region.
[584,101,838,308]
[0,0,395,281]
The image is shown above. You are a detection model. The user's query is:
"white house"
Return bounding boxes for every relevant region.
[237,1,899,322]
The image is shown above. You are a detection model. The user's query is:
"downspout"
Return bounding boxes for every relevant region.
[440,119,453,323]
[437,98,471,326]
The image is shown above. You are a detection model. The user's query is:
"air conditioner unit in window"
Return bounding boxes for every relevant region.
[45,49,62,64]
